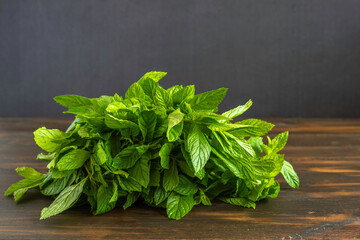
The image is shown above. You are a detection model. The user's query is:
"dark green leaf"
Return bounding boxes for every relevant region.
[163,159,179,191]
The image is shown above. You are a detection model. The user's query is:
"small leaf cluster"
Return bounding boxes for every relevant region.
[5,71,299,220]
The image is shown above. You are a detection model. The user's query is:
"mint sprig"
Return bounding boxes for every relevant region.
[5,71,299,220]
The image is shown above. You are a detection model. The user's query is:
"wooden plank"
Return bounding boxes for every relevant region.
[0,118,359,239]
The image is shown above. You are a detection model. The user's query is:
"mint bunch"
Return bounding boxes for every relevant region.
[5,71,299,220]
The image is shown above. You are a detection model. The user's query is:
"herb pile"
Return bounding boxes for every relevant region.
[5,71,299,220]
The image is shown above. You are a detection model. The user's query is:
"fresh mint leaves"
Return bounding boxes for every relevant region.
[5,71,299,220]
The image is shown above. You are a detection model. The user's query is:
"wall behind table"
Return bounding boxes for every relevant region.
[1,0,360,117]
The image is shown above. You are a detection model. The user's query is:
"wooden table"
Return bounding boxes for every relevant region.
[0,118,359,239]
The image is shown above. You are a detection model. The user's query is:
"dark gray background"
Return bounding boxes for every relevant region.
[1,0,360,118]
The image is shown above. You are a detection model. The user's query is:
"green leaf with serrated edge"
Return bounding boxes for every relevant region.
[112,145,149,170]
[172,85,195,105]
[211,146,254,180]
[181,145,205,179]
[266,131,289,155]
[37,152,57,162]
[125,82,145,99]
[137,78,159,100]
[94,140,107,165]
[221,99,252,120]
[109,181,119,204]
[154,186,170,205]
[167,85,182,96]
[252,159,276,178]
[129,153,151,188]
[163,159,179,192]
[159,143,174,169]
[104,114,140,136]
[174,175,197,196]
[166,109,184,142]
[123,192,140,209]
[218,197,255,209]
[154,87,173,109]
[5,174,45,197]
[200,190,211,206]
[95,184,116,215]
[40,177,87,219]
[190,88,227,111]
[138,71,167,82]
[166,192,194,220]
[15,167,43,179]
[54,95,93,108]
[41,175,74,196]
[248,137,264,158]
[178,160,195,178]
[229,119,274,138]
[149,162,161,187]
[185,124,211,173]
[57,149,90,171]
[281,160,299,188]
[118,176,142,192]
[34,127,68,153]
[138,110,157,142]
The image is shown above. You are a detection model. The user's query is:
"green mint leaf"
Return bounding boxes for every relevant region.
[166,192,194,220]
[166,109,184,142]
[281,160,300,188]
[218,197,255,209]
[34,127,68,153]
[138,110,157,142]
[118,176,142,192]
[94,140,107,165]
[190,88,227,111]
[138,71,167,82]
[125,82,145,99]
[174,175,198,196]
[172,85,195,105]
[109,181,119,204]
[163,159,179,191]
[154,186,170,205]
[185,124,211,173]
[104,114,140,136]
[129,153,151,188]
[15,167,43,179]
[112,145,149,170]
[159,143,174,169]
[95,184,116,215]
[154,87,173,109]
[221,99,252,120]
[54,95,93,108]
[57,149,90,171]
[41,175,74,196]
[230,119,274,137]
[5,174,45,197]
[137,78,159,100]
[123,192,140,209]
[40,177,87,219]
[167,85,183,96]
[267,131,289,155]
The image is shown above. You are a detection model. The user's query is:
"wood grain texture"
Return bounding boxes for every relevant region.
[0,118,359,239]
